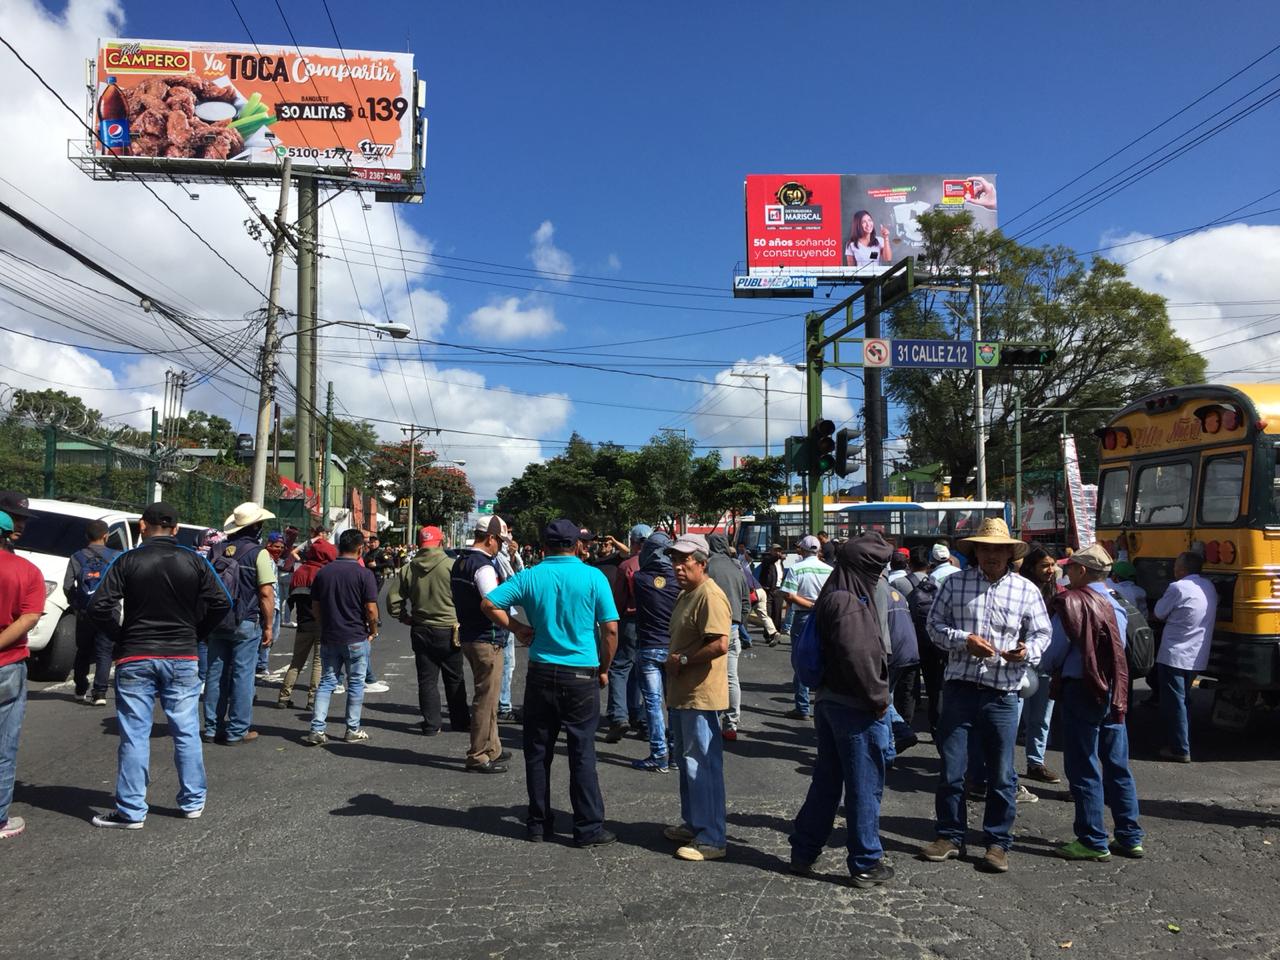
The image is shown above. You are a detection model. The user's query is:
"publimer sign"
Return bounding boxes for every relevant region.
[744,173,998,279]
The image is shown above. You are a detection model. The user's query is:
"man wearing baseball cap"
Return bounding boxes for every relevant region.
[451,515,513,773]
[929,543,961,583]
[1040,543,1144,862]
[604,524,653,743]
[482,518,619,846]
[0,506,43,839]
[781,535,833,720]
[0,492,33,541]
[389,526,469,736]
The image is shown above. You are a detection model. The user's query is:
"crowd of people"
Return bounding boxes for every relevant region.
[0,490,1222,885]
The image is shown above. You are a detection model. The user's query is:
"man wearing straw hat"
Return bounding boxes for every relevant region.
[204,502,277,745]
[918,517,1051,874]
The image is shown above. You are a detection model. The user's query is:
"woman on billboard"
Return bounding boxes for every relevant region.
[843,210,893,268]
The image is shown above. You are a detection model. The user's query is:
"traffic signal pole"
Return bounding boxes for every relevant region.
[865,285,884,501]
[972,279,987,501]
[805,311,826,535]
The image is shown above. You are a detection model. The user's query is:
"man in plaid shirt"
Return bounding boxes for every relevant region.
[918,518,1051,874]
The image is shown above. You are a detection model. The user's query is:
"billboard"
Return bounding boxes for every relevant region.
[744,174,997,279]
[93,38,418,183]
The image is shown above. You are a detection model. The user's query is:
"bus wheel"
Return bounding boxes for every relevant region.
[1210,689,1257,732]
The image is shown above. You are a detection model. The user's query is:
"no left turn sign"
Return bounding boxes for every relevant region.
[863,338,890,367]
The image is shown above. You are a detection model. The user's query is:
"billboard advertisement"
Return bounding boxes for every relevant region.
[744,174,997,279]
[93,38,417,181]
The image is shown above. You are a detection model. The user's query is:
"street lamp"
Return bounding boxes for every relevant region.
[251,318,412,504]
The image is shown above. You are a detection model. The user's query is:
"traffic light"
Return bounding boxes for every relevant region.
[835,426,863,478]
[810,418,836,473]
[999,343,1057,367]
[785,435,809,472]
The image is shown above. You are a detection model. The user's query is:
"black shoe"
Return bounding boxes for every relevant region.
[766,635,781,647]
[496,749,514,762]
[421,726,440,737]
[788,858,816,877]
[525,825,555,843]
[784,709,811,720]
[497,709,521,723]
[576,829,617,848]
[895,733,920,753]
[604,723,628,744]
[850,860,895,888]
[466,761,507,774]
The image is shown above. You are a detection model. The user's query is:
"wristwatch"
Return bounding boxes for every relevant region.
[678,654,688,666]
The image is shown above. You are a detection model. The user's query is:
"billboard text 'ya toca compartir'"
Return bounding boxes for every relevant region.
[93,38,417,176]
[744,174,997,279]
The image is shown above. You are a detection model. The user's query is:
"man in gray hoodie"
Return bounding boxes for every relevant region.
[706,533,750,740]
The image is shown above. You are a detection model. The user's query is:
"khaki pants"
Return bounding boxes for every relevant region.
[279,623,321,705]
[463,642,504,766]
[747,593,779,637]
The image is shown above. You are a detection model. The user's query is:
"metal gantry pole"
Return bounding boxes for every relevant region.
[251,158,292,505]
[295,176,318,495]
[864,291,884,501]
[805,312,825,535]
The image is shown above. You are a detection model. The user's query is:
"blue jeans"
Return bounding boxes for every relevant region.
[499,632,515,712]
[791,699,886,872]
[256,629,271,672]
[737,621,752,648]
[197,639,208,684]
[204,619,260,741]
[935,680,1020,850]
[792,611,811,715]
[114,658,205,821]
[1059,679,1143,851]
[635,647,669,758]
[0,661,27,827]
[1158,663,1195,756]
[607,620,643,725]
[671,708,726,848]
[1022,671,1055,767]
[312,641,370,733]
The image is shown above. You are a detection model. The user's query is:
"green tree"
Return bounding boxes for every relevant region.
[277,415,379,491]
[368,440,475,527]
[887,211,1207,495]
[8,389,101,432]
[170,409,237,452]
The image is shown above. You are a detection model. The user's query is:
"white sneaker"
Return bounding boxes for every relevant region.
[363,681,390,694]
[92,811,144,830]
[182,807,204,819]
[1015,784,1039,804]
[334,685,345,695]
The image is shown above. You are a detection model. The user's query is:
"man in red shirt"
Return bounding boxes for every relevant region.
[0,501,46,841]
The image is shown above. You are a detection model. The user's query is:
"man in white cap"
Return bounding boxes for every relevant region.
[919,518,1051,874]
[928,543,961,583]
[204,502,276,745]
[1040,543,1143,862]
[781,535,832,720]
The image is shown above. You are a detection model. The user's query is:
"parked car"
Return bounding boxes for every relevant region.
[14,499,214,680]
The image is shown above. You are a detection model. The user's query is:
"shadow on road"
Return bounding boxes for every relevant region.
[13,780,114,822]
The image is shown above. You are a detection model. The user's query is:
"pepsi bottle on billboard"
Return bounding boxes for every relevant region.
[97,76,130,155]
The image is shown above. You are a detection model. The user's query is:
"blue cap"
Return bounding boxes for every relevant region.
[542,518,580,546]
[629,523,653,542]
[0,511,11,534]
[266,531,284,543]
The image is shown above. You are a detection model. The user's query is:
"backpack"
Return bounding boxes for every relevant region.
[791,606,826,689]
[211,537,266,627]
[1110,589,1155,677]
[71,546,119,611]
[907,576,941,634]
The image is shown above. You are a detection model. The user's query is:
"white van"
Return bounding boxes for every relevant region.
[15,499,209,680]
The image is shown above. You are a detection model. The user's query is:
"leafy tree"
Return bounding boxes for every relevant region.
[368,440,475,527]
[886,211,1207,495]
[170,410,237,452]
[7,389,101,432]
[277,415,379,491]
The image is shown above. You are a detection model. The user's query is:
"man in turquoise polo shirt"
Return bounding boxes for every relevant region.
[483,518,619,847]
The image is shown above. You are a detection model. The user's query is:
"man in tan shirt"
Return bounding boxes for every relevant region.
[662,534,731,862]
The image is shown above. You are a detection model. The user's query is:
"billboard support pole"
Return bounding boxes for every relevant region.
[251,158,293,505]
[296,177,318,501]
[865,286,884,501]
[972,279,987,501]
[805,312,825,535]
[1013,391,1022,536]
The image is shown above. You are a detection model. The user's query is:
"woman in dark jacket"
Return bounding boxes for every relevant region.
[1018,542,1063,785]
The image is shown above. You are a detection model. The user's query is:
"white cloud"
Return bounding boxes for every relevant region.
[529,220,574,279]
[688,355,857,463]
[465,296,563,340]
[605,253,622,272]
[1103,224,1280,379]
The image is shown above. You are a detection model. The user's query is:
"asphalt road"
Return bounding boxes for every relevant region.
[7,615,1280,960]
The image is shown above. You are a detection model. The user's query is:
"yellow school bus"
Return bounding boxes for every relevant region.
[1095,384,1280,693]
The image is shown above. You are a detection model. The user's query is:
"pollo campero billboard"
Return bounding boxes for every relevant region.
[93,38,419,183]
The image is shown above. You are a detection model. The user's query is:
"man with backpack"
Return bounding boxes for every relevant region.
[1040,544,1144,861]
[204,502,276,746]
[64,519,120,706]
[88,502,232,828]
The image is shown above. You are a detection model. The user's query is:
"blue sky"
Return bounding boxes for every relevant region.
[6,0,1280,495]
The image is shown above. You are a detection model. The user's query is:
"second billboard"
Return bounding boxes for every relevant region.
[744,173,997,279]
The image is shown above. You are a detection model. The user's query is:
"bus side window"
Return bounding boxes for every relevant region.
[1271,447,1280,524]
[1098,469,1129,526]
[1199,455,1244,524]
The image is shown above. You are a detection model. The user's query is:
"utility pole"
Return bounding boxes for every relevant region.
[732,371,770,457]
[401,425,439,542]
[805,312,825,535]
[251,158,293,505]
[972,279,987,501]
[322,380,334,524]
[295,176,318,497]
[864,289,884,501]
[1013,391,1022,535]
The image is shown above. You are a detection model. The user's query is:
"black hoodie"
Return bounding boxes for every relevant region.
[813,533,895,714]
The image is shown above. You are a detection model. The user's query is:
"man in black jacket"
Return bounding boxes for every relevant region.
[756,543,788,646]
[88,502,232,828]
[788,532,895,887]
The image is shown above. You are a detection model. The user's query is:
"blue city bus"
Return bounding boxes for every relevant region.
[733,500,1011,556]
